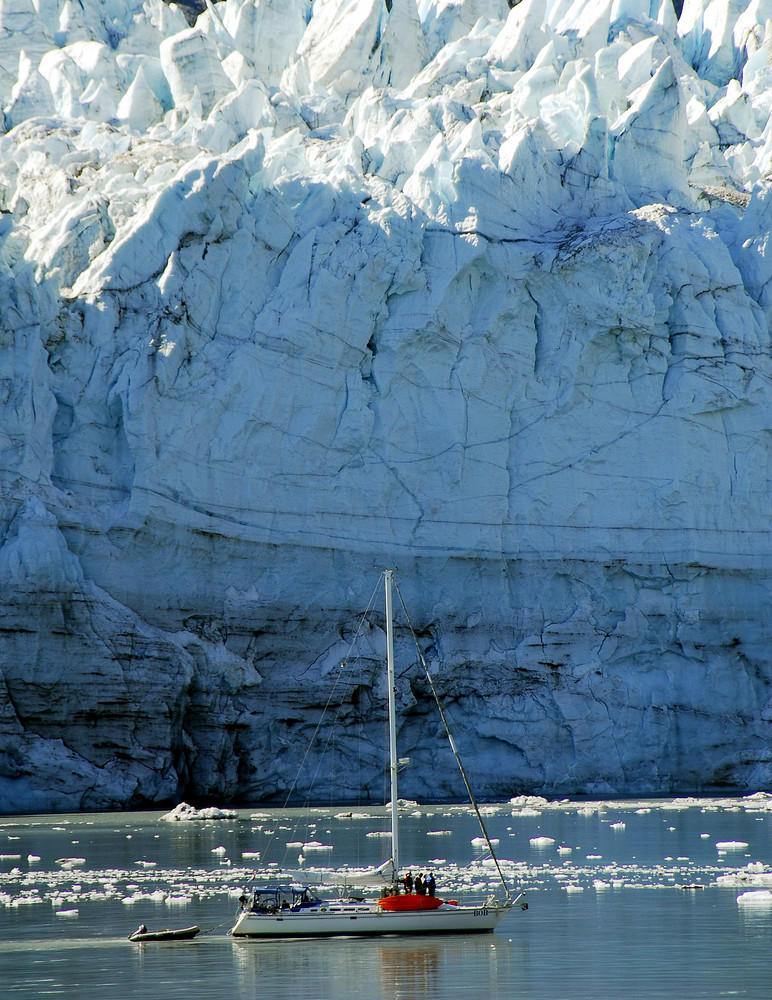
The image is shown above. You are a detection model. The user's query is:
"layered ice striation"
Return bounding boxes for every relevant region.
[1,0,772,812]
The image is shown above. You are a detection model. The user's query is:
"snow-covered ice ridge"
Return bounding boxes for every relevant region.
[1,0,772,813]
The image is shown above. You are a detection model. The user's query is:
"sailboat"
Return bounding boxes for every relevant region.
[231,570,524,937]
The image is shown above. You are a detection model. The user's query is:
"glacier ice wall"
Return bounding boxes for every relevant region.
[1,0,772,812]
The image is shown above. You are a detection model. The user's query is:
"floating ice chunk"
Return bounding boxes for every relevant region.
[743,792,772,806]
[564,885,584,893]
[737,890,772,905]
[716,841,749,851]
[55,909,79,917]
[27,855,41,862]
[530,837,556,847]
[557,847,573,854]
[302,842,332,851]
[610,822,626,830]
[0,854,21,860]
[161,803,237,822]
[135,860,157,867]
[471,837,499,846]
[242,851,261,859]
[286,841,303,848]
[716,868,772,887]
[366,831,392,838]
[427,830,452,836]
[55,858,86,867]
[211,846,227,855]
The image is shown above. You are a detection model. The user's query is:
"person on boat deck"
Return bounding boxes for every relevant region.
[415,873,425,894]
[427,873,436,897]
[404,871,413,893]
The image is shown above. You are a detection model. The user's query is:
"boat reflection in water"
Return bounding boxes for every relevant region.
[231,933,517,1000]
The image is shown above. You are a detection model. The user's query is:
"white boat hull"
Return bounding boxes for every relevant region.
[232,901,511,938]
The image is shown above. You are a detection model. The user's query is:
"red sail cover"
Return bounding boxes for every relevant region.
[377,894,444,911]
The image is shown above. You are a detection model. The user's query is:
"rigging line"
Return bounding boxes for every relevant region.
[271,575,384,871]
[392,576,513,903]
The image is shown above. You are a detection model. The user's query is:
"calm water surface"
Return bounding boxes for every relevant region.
[1,798,771,998]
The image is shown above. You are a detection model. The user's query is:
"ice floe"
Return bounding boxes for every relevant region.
[160,803,238,822]
[737,890,772,905]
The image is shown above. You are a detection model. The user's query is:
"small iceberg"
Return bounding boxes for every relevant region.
[737,890,772,905]
[716,841,749,851]
[161,803,238,822]
[530,837,556,847]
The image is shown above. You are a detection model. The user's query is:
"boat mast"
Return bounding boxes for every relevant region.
[384,569,400,881]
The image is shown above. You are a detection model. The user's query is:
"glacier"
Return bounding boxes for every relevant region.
[1,0,772,813]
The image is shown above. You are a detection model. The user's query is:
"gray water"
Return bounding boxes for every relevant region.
[1,797,771,999]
